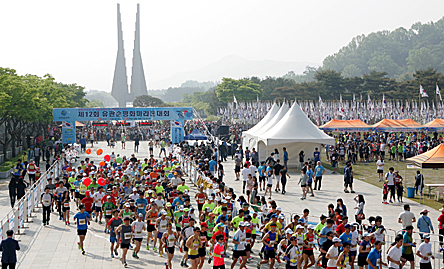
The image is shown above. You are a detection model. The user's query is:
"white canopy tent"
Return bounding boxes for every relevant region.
[258,101,335,167]
[242,103,279,150]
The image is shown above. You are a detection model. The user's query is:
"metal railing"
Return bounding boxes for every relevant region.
[0,160,62,239]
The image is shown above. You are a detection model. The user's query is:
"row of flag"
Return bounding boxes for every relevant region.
[218,84,444,125]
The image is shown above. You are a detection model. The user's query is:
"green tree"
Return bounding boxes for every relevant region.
[407,47,436,72]
[85,99,104,108]
[215,78,262,103]
[133,95,166,107]
[367,52,400,76]
[342,64,362,78]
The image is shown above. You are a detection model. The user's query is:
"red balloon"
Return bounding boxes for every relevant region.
[83,177,91,187]
[98,177,105,186]
[104,155,111,162]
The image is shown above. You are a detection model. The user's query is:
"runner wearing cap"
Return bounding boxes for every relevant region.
[135,193,148,220]
[195,186,207,216]
[146,202,159,250]
[162,223,178,269]
[81,190,94,216]
[212,234,226,269]
[115,216,134,267]
[93,186,105,224]
[284,235,301,269]
[231,221,248,269]
[416,234,434,269]
[326,237,341,269]
[131,213,147,259]
[278,229,294,264]
[108,210,122,258]
[350,223,359,269]
[103,196,116,233]
[303,225,316,269]
[294,225,305,267]
[73,205,91,255]
[358,233,372,269]
[181,218,196,267]
[155,210,170,255]
[259,222,278,269]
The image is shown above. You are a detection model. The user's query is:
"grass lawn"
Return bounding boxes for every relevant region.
[322,157,444,211]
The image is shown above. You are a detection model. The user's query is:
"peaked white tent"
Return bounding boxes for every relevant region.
[242,103,279,150]
[258,101,335,167]
[255,102,289,137]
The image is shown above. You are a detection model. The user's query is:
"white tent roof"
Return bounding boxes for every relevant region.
[244,103,279,135]
[255,102,289,136]
[258,101,335,145]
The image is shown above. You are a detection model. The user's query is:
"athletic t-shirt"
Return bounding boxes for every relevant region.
[74,212,90,230]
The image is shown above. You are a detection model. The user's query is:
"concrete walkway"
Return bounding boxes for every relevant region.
[7,141,442,268]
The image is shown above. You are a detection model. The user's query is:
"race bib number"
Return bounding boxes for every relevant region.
[44,200,50,204]
[298,242,303,246]
[64,203,69,207]
[124,233,131,239]
[376,259,381,265]
[80,190,85,195]
[198,198,204,203]
[105,210,112,215]
[227,210,232,215]
[161,225,167,229]
[79,219,86,225]
[427,252,432,257]
[136,231,142,235]
[169,238,175,243]
[138,204,144,209]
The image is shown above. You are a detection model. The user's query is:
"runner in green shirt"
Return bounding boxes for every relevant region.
[102,197,116,233]
[230,210,245,231]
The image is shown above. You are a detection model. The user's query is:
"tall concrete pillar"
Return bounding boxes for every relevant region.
[111,3,130,107]
[130,3,148,99]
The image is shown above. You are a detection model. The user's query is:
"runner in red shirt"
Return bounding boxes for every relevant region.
[81,191,94,215]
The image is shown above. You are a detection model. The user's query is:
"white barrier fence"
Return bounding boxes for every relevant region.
[0,160,62,239]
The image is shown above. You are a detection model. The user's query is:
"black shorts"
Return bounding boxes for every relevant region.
[134,238,143,242]
[377,169,383,174]
[75,192,80,199]
[303,249,314,256]
[264,249,275,259]
[189,254,200,260]
[252,234,257,239]
[358,255,368,266]
[307,182,312,187]
[166,246,175,254]
[198,247,206,257]
[79,194,85,200]
[259,176,265,182]
[183,244,189,252]
[77,229,87,236]
[246,190,251,196]
[121,243,130,249]
[235,166,241,173]
[402,253,415,261]
[63,207,70,212]
[301,184,306,188]
[213,265,226,269]
[420,263,432,269]
[147,224,156,232]
[245,245,251,252]
[198,204,203,212]
[267,184,273,188]
[95,206,102,212]
[176,226,181,232]
[233,250,247,258]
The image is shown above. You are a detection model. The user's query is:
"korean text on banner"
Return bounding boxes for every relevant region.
[53,107,193,121]
[62,121,76,144]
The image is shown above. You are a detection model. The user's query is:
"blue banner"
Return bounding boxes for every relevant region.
[62,121,76,144]
[171,120,184,145]
[53,107,193,121]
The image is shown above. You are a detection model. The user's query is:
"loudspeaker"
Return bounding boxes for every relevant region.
[216,125,229,135]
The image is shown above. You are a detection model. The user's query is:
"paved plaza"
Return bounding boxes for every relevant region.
[0,141,441,268]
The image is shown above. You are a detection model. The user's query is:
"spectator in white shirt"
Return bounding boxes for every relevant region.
[398,204,416,230]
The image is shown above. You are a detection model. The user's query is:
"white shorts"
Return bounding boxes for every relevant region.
[275,175,281,182]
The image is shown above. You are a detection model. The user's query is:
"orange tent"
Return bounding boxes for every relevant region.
[406,144,444,168]
[423,119,444,131]
[320,119,371,132]
[372,119,425,132]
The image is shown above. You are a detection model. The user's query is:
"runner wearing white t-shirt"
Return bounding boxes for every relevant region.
[131,214,147,259]
[326,237,341,268]
[416,235,434,267]
[93,188,105,224]
[387,235,405,269]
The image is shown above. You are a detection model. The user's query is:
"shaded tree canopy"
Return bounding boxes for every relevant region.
[133,95,166,107]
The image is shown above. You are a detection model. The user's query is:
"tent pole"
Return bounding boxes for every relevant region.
[420,166,423,204]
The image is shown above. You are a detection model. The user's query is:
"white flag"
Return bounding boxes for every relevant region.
[420,84,429,97]
[233,94,238,104]
[437,84,442,101]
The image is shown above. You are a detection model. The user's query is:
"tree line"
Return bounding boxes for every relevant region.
[0,67,89,157]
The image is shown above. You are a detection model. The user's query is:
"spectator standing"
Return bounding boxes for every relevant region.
[0,230,20,269]
[398,204,416,232]
[283,147,289,169]
[417,209,434,239]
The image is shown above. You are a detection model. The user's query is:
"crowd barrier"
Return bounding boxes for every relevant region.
[0,160,62,239]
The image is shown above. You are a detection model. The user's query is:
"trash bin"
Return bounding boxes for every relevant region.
[407,187,415,198]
